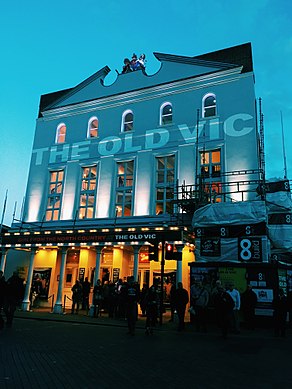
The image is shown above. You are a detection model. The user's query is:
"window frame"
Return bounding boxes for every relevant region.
[159,102,173,126]
[45,170,64,221]
[78,165,97,219]
[115,160,134,217]
[87,117,99,138]
[202,93,217,118]
[121,110,134,132]
[55,123,66,144]
[155,155,175,215]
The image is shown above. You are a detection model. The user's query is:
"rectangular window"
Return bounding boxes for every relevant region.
[45,171,64,221]
[79,166,97,219]
[200,150,221,202]
[155,155,175,215]
[200,150,221,178]
[116,161,134,217]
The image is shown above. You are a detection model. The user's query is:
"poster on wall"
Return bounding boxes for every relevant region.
[200,238,220,257]
[113,268,120,284]
[31,268,52,300]
[218,267,247,293]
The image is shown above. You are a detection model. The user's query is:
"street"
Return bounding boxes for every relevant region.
[1,317,292,389]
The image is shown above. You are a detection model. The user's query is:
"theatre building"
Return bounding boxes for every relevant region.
[0,43,261,312]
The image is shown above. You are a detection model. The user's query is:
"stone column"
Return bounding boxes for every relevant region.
[53,247,68,314]
[89,247,103,317]
[133,245,141,282]
[22,248,36,311]
[0,249,8,274]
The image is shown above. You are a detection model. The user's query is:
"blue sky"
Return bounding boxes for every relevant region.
[0,0,291,226]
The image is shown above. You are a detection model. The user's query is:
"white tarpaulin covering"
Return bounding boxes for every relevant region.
[192,201,267,227]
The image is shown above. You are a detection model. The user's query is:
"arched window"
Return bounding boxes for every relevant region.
[160,102,173,125]
[87,117,98,138]
[56,123,66,143]
[202,94,217,118]
[122,110,134,132]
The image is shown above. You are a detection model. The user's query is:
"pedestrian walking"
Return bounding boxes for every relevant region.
[273,288,288,337]
[71,280,83,314]
[174,282,189,331]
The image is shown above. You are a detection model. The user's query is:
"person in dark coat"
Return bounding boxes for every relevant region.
[213,285,234,338]
[4,271,24,328]
[92,279,104,317]
[81,277,91,311]
[273,288,288,337]
[144,285,159,335]
[125,276,140,336]
[71,280,83,314]
[174,282,189,331]
[0,270,6,330]
[241,284,257,329]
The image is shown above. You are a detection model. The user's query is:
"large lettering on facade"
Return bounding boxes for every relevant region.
[32,113,254,166]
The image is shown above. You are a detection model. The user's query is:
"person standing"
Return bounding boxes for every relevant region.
[0,271,6,330]
[174,282,189,331]
[81,277,91,312]
[71,280,83,315]
[213,285,234,338]
[273,288,288,337]
[241,284,257,330]
[125,276,140,336]
[144,285,159,335]
[190,281,209,332]
[4,271,24,328]
[92,279,104,317]
[226,283,241,334]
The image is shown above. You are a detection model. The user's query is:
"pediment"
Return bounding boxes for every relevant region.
[41,47,246,113]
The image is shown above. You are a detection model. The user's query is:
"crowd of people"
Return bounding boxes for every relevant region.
[70,276,190,335]
[1,269,291,338]
[190,279,291,338]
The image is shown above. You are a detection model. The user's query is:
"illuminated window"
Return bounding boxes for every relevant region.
[79,166,97,219]
[200,150,221,202]
[87,117,98,138]
[122,110,134,132]
[160,102,173,125]
[116,161,134,217]
[45,171,64,221]
[155,155,175,215]
[202,94,217,118]
[200,150,221,178]
[56,123,66,143]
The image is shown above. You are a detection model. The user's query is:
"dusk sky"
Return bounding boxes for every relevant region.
[0,0,291,226]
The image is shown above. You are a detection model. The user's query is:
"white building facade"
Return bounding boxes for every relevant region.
[1,43,261,312]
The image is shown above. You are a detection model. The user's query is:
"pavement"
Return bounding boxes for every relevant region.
[12,306,285,338]
[1,308,292,388]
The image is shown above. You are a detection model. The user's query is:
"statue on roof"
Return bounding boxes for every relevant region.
[121,53,146,74]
